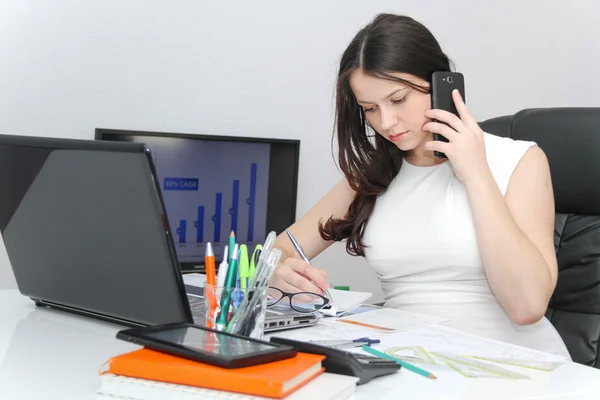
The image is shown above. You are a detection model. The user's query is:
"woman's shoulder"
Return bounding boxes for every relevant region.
[483,132,537,196]
[483,131,536,157]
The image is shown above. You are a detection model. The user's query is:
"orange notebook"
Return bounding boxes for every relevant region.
[99,348,325,399]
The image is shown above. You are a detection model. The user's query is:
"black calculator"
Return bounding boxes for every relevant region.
[269,336,401,385]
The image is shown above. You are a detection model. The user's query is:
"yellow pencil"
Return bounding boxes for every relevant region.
[362,345,437,380]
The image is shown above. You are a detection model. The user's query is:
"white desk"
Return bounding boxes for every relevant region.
[1,289,599,400]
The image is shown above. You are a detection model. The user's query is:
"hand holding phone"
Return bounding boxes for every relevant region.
[430,71,466,159]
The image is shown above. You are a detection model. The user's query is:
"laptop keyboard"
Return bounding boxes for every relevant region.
[187,295,205,319]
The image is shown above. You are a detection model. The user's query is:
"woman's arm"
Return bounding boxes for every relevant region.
[274,178,355,261]
[466,146,558,325]
[270,177,356,293]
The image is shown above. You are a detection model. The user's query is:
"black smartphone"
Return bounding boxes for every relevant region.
[430,71,466,159]
[116,322,297,368]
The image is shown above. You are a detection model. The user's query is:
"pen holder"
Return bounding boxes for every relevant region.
[203,283,270,339]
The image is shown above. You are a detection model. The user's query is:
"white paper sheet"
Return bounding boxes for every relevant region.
[326,288,372,313]
[367,324,569,363]
[333,308,449,332]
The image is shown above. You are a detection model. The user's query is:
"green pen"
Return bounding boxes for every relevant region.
[239,244,250,290]
[249,244,261,279]
[215,243,239,331]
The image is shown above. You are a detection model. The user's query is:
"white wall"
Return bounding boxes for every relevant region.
[1,1,599,298]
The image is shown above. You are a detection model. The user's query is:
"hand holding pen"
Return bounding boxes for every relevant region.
[285,230,332,300]
[266,230,330,297]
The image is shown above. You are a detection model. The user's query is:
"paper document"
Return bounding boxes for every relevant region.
[334,308,448,332]
[383,324,569,363]
[353,324,569,379]
[269,311,570,380]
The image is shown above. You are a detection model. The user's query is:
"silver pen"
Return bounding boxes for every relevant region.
[285,229,332,300]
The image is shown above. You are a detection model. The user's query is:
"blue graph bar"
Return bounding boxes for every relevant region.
[213,193,222,242]
[177,220,187,244]
[196,206,204,243]
[230,180,240,234]
[247,163,257,241]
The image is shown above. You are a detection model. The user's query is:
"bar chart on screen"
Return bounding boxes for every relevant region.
[170,163,259,242]
[141,136,271,263]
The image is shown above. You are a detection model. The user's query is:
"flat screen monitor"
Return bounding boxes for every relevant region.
[95,128,300,272]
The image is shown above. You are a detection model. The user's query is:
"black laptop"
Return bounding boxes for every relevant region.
[0,134,197,326]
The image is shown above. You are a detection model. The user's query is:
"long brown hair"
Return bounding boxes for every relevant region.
[318,14,453,256]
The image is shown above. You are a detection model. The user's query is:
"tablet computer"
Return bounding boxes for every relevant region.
[116,322,297,368]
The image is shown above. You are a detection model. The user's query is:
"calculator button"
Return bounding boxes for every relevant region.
[370,360,397,365]
[354,355,394,365]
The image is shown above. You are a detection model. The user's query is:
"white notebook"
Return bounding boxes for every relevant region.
[321,288,373,316]
[96,372,358,400]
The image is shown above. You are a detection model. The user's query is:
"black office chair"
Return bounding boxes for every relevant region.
[480,108,600,368]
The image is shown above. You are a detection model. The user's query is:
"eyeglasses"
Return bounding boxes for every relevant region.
[266,287,330,313]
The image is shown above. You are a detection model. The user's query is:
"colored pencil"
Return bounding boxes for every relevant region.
[228,231,236,260]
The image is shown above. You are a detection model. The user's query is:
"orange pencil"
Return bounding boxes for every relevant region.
[205,242,217,328]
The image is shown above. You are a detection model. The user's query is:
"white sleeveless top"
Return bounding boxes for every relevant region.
[363,132,571,358]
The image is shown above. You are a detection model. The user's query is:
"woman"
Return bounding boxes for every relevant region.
[269,13,569,357]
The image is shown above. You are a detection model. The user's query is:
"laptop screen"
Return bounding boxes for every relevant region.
[0,135,192,326]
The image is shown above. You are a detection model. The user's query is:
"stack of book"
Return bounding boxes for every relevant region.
[97,348,358,399]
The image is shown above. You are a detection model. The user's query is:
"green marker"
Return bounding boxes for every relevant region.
[239,244,250,289]
[334,286,350,291]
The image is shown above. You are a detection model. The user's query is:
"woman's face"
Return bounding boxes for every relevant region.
[349,69,432,153]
